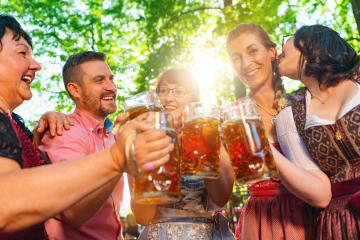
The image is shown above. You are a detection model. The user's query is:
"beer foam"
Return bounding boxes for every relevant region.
[221,116,260,126]
[185,115,220,123]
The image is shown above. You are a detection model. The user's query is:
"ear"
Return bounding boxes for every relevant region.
[268,47,276,61]
[67,82,82,100]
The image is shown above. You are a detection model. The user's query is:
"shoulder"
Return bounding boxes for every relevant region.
[39,115,91,155]
[0,113,23,165]
[286,87,306,105]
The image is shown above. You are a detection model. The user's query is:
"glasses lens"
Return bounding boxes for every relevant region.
[282,35,293,47]
[174,88,186,98]
[158,87,169,96]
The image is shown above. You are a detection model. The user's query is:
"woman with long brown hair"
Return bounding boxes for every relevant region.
[227,24,326,240]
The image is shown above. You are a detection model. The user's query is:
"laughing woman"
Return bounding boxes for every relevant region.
[0,15,173,240]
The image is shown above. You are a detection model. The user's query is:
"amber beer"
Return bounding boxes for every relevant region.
[181,103,220,179]
[127,105,162,120]
[221,98,277,183]
[123,90,163,120]
[132,113,181,205]
[222,116,276,183]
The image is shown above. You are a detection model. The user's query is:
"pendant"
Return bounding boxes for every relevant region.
[335,131,342,140]
[271,117,276,124]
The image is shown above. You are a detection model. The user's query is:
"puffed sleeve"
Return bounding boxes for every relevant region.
[275,107,320,170]
[0,113,23,165]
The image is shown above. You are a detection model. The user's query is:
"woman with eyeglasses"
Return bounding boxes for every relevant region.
[227,24,325,240]
[130,68,235,240]
[276,24,360,239]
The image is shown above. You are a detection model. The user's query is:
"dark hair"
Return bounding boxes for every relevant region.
[155,68,200,101]
[62,51,106,97]
[0,14,32,51]
[227,24,286,111]
[294,25,360,87]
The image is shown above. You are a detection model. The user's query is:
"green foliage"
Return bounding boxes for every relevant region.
[1,0,359,122]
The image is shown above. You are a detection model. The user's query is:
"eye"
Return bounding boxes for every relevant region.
[19,51,26,56]
[174,88,186,97]
[232,56,241,64]
[95,77,104,83]
[249,48,258,55]
[158,87,168,95]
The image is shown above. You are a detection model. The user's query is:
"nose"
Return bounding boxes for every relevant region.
[242,55,252,69]
[105,78,117,92]
[30,57,41,72]
[162,92,177,104]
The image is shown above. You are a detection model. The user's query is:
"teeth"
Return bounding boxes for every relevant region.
[102,96,114,100]
[165,106,176,110]
[21,76,32,84]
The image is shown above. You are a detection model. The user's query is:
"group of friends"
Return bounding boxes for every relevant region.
[0,14,359,240]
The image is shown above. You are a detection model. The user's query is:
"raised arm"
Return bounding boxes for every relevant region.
[205,145,235,207]
[0,121,173,232]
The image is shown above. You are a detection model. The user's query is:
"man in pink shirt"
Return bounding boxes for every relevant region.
[39,51,124,240]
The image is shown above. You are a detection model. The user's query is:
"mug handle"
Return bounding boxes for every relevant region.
[125,129,140,177]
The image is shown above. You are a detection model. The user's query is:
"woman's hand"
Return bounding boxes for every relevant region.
[33,112,73,146]
[110,119,174,175]
[113,112,130,135]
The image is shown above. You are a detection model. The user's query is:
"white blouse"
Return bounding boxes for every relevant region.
[305,83,360,129]
[274,83,360,170]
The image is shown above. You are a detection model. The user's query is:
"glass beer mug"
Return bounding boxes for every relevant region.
[130,112,181,205]
[180,102,221,179]
[122,90,163,119]
[221,98,277,183]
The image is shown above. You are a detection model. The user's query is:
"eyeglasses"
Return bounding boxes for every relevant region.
[281,34,293,48]
[156,86,187,98]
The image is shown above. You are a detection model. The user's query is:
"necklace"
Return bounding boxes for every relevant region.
[311,95,326,104]
[254,102,278,124]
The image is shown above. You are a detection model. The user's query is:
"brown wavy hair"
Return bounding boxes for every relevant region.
[294,25,360,87]
[227,24,286,111]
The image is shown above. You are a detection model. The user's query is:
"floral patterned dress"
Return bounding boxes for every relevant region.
[292,88,360,240]
[138,176,216,240]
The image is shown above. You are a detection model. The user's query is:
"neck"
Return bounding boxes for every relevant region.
[0,94,12,114]
[77,107,107,123]
[250,84,276,108]
[302,76,332,104]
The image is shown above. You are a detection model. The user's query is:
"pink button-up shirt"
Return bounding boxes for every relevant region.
[39,109,124,240]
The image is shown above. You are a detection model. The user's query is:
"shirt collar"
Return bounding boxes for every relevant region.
[74,108,113,134]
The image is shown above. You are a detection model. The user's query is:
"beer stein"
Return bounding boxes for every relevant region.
[180,102,221,179]
[221,97,277,183]
[122,90,163,119]
[131,112,181,205]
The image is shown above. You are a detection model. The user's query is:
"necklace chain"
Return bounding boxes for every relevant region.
[254,102,278,117]
[254,102,278,124]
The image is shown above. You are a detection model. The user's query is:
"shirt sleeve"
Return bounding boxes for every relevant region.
[275,107,320,170]
[38,127,90,163]
[0,113,23,165]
